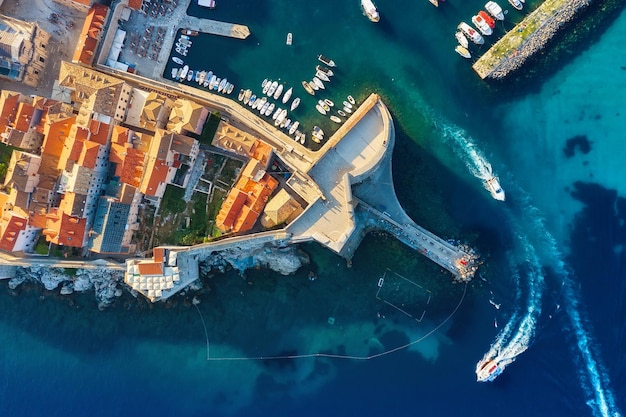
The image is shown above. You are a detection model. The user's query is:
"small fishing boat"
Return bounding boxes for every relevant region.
[243,89,252,105]
[212,77,221,90]
[290,97,301,111]
[218,78,227,93]
[343,106,353,114]
[312,126,324,143]
[337,110,347,117]
[347,95,355,105]
[455,31,469,48]
[267,81,279,97]
[343,100,353,109]
[455,45,472,59]
[318,55,336,67]
[330,115,342,123]
[289,121,300,135]
[286,32,293,45]
[315,104,327,115]
[472,14,493,36]
[318,100,330,112]
[299,132,306,145]
[172,56,184,65]
[316,65,334,77]
[182,29,199,36]
[315,70,330,82]
[309,80,319,91]
[226,83,234,95]
[265,103,275,117]
[458,22,485,45]
[272,107,282,120]
[485,1,505,20]
[282,87,293,104]
[273,83,284,100]
[238,89,245,101]
[262,80,272,95]
[187,70,194,82]
[479,10,496,28]
[312,77,325,90]
[281,118,290,129]
[302,81,315,96]
[170,68,178,78]
[248,94,257,107]
[261,79,268,88]
[256,96,267,111]
[324,98,334,107]
[260,101,270,115]
[508,0,523,10]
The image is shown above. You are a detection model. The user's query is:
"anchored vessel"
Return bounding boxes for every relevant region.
[361,0,380,22]
[485,1,505,20]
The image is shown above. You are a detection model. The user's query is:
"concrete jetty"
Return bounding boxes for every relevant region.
[182,16,250,39]
[472,0,594,79]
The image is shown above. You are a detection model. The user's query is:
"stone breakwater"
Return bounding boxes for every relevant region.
[473,0,593,79]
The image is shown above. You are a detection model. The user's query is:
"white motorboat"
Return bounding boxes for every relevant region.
[312,77,325,90]
[337,110,347,117]
[226,83,234,95]
[458,22,485,45]
[267,81,279,97]
[455,45,472,59]
[302,81,315,96]
[361,0,380,22]
[508,0,523,10]
[485,1,505,20]
[485,175,506,201]
[187,70,194,82]
[455,31,469,48]
[343,105,353,114]
[261,78,268,88]
[317,55,336,67]
[342,100,353,109]
[218,78,227,93]
[315,104,327,115]
[289,121,300,135]
[238,89,245,101]
[243,89,252,105]
[316,65,334,77]
[290,97,301,111]
[282,87,293,104]
[472,14,493,36]
[273,83,284,100]
[309,80,319,91]
[248,94,257,107]
[265,102,275,117]
[179,65,189,80]
[324,98,334,107]
[318,99,330,112]
[330,115,342,124]
[255,96,267,111]
[172,56,184,65]
[262,80,272,95]
[315,70,330,82]
[272,107,282,120]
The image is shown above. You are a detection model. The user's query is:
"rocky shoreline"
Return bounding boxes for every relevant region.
[7,243,309,309]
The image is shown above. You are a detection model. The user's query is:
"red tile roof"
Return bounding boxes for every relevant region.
[78,141,101,169]
[73,5,109,65]
[0,212,28,252]
[137,262,164,276]
[43,209,87,247]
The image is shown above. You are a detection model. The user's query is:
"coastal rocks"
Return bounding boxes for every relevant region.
[12,266,124,308]
[198,242,308,277]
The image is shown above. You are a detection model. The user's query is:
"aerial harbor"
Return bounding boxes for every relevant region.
[0,0,624,415]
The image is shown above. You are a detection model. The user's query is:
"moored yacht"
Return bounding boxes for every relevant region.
[262,80,272,95]
[243,89,252,105]
[290,97,301,111]
[361,0,380,23]
[282,87,293,104]
[302,81,315,95]
[458,22,485,44]
[267,81,279,97]
[273,83,284,100]
[315,70,330,82]
[265,102,275,117]
[455,31,469,48]
[316,65,334,77]
[485,1,505,20]
[289,121,300,135]
[478,11,496,28]
[318,54,336,67]
[455,45,472,59]
[472,14,493,36]
[312,77,325,90]
[238,89,245,101]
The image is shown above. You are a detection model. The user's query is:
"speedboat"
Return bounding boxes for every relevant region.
[343,105,353,114]
[260,101,270,115]
[281,118,290,129]
[261,78,268,88]
[337,110,347,117]
[267,81,279,97]
[311,126,324,143]
[275,109,287,126]
[256,96,267,112]
[302,81,315,96]
[203,71,213,87]
[472,14,493,36]
[309,80,319,91]
[290,97,301,111]
[312,77,325,90]
[455,45,472,59]
[272,107,282,120]
[213,77,221,90]
[476,357,503,382]
[197,70,207,85]
[289,121,300,135]
[298,131,306,144]
[485,1,505,20]
[342,100,353,109]
[315,104,327,115]
[479,11,496,28]
[262,80,272,95]
[508,0,523,10]
[361,0,380,22]
[172,56,184,65]
[316,65,334,77]
[170,68,178,79]
[315,70,330,82]
[458,22,485,45]
[226,83,234,95]
[455,31,469,48]
[248,94,257,107]
[265,103,275,117]
[347,95,355,105]
[282,87,293,104]
[243,89,252,105]
[179,65,189,80]
[286,32,293,45]
[218,78,227,93]
[187,70,194,82]
[485,175,506,201]
[324,98,334,107]
[238,89,245,101]
[318,54,336,67]
[318,100,330,112]
[194,71,200,82]
[330,115,342,124]
[273,83,284,100]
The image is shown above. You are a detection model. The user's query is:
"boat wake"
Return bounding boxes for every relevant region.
[439,123,505,201]
[433,115,620,415]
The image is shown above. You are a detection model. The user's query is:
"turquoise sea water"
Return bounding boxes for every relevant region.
[2,0,626,416]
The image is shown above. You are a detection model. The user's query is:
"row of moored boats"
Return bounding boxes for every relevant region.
[170,62,234,95]
[454,0,524,59]
[238,80,306,144]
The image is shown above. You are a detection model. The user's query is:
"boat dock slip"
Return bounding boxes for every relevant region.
[182,16,251,39]
[472,0,593,79]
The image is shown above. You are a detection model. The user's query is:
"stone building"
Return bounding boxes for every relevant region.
[0,14,50,87]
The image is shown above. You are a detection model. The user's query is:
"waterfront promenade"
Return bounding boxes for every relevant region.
[473,0,594,79]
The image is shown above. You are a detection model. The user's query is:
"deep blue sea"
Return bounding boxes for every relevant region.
[2,0,626,416]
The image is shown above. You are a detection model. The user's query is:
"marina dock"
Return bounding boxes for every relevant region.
[472,0,594,79]
[181,16,250,39]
